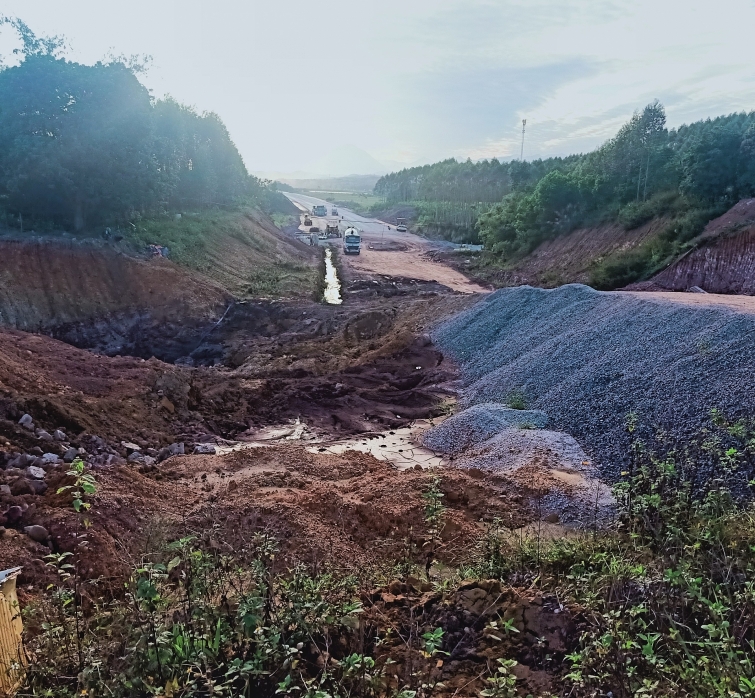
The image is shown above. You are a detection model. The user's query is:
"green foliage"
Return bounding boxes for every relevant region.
[470,411,755,698]
[377,102,755,285]
[55,457,96,512]
[505,390,527,410]
[0,20,276,233]
[421,476,446,579]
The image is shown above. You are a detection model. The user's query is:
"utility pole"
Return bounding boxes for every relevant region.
[520,119,527,161]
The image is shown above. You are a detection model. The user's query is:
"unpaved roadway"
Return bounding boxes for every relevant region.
[284,192,488,294]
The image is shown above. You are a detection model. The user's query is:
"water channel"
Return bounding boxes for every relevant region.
[323,248,342,305]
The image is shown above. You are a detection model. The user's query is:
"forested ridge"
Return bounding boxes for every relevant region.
[0,19,287,235]
[375,103,755,286]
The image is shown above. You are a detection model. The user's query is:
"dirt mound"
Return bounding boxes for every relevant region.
[0,445,535,587]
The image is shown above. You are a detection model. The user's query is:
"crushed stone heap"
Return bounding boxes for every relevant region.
[432,284,755,478]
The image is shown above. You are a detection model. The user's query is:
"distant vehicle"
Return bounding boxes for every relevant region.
[303,215,312,226]
[312,204,327,217]
[331,208,338,215]
[318,230,328,240]
[309,226,320,233]
[343,227,361,255]
[396,217,407,232]
[325,219,340,237]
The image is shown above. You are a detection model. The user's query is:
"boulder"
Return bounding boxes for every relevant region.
[53,430,67,441]
[28,480,48,495]
[127,451,146,464]
[36,430,53,441]
[18,414,33,429]
[0,485,11,496]
[121,441,141,454]
[42,453,60,465]
[63,448,78,462]
[168,442,185,456]
[8,454,32,469]
[25,466,46,480]
[24,524,49,543]
[193,443,217,455]
[3,506,22,525]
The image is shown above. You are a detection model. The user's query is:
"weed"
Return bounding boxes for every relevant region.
[505,390,527,410]
[421,476,446,579]
[55,458,96,513]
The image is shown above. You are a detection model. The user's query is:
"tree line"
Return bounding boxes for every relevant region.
[0,19,285,234]
[374,102,755,254]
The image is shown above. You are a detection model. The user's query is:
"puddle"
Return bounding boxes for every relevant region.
[323,248,342,305]
[306,418,447,470]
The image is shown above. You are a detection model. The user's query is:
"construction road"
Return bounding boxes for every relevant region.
[283,191,488,294]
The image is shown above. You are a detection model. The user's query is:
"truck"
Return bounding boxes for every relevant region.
[325,219,340,237]
[312,204,327,217]
[396,217,407,232]
[342,227,361,255]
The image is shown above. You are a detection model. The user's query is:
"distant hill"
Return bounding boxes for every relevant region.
[275,174,382,193]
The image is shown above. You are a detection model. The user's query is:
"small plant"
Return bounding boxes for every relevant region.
[421,627,446,657]
[480,657,519,697]
[56,457,96,512]
[506,390,527,410]
[421,476,446,579]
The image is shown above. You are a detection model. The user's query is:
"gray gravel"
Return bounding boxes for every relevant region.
[421,403,548,454]
[432,284,755,479]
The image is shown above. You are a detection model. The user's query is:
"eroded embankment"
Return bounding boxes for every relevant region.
[432,284,755,479]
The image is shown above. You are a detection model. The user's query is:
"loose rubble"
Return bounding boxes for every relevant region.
[432,284,755,478]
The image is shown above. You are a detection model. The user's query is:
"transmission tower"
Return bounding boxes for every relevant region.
[520,119,527,161]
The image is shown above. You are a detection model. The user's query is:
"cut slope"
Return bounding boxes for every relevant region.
[634,198,755,294]
[432,284,755,479]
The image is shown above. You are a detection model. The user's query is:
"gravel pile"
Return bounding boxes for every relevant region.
[421,403,548,454]
[432,284,755,478]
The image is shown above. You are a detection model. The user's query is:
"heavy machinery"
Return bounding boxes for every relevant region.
[325,219,340,237]
[312,204,327,217]
[343,227,361,255]
[396,217,407,232]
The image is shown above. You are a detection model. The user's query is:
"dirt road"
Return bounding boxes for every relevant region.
[620,290,755,314]
[284,192,488,294]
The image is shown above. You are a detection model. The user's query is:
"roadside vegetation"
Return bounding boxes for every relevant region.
[375,103,755,287]
[0,19,292,238]
[16,411,755,697]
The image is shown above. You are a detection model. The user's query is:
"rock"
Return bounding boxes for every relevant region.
[127,451,146,464]
[10,478,33,496]
[42,453,60,465]
[169,442,185,456]
[227,479,238,493]
[8,454,33,469]
[0,485,11,496]
[25,466,46,480]
[143,456,156,466]
[28,480,48,495]
[36,430,53,441]
[63,448,78,462]
[29,446,43,456]
[53,430,67,441]
[4,506,23,524]
[121,441,141,453]
[24,524,49,543]
[160,396,175,413]
[193,443,217,455]
[18,414,33,429]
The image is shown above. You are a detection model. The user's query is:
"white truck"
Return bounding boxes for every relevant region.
[342,227,361,255]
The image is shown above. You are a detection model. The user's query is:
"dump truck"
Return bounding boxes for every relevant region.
[325,219,340,237]
[343,227,361,255]
[312,204,327,217]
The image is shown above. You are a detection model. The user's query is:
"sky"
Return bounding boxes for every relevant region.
[2,0,755,176]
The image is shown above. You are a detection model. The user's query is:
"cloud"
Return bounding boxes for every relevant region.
[2,0,755,172]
